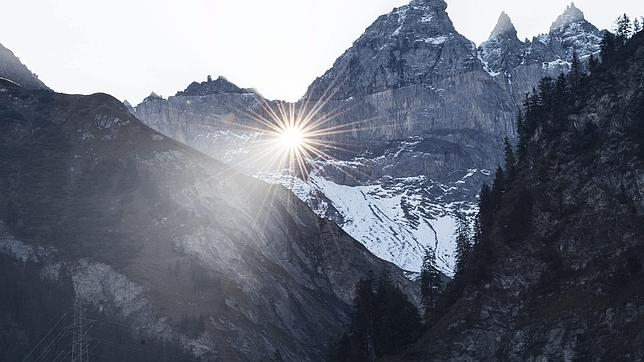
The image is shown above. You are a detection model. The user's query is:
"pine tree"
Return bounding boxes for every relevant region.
[616,14,632,44]
[373,275,422,357]
[555,72,568,97]
[503,136,516,177]
[420,247,443,323]
[600,31,617,61]
[334,334,352,362]
[472,217,483,246]
[491,166,506,202]
[453,214,472,277]
[351,277,377,361]
[478,183,493,237]
[537,77,555,112]
[588,54,599,73]
[633,17,642,33]
[516,112,528,159]
[569,50,583,90]
[336,275,422,361]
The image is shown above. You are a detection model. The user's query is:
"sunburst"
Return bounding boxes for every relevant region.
[245,98,358,180]
[172,65,384,188]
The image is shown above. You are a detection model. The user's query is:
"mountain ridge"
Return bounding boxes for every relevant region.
[134,1,605,275]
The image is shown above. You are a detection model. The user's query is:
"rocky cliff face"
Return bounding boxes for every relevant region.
[390,31,644,362]
[302,0,516,144]
[0,81,416,361]
[479,3,602,106]
[0,42,48,90]
[133,82,272,168]
[304,0,479,101]
[134,1,605,275]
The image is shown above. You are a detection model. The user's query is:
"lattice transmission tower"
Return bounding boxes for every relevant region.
[71,298,89,362]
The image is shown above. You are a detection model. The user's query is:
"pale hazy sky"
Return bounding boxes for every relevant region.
[1,0,642,103]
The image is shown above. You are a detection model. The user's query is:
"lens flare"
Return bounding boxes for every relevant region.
[210,63,381,189]
[279,126,306,151]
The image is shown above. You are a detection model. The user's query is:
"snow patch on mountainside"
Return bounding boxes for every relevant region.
[256,171,480,276]
[477,50,501,77]
[543,59,571,70]
[419,36,448,45]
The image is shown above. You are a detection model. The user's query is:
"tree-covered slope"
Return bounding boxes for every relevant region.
[389,29,644,362]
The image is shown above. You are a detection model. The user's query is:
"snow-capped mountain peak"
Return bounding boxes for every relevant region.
[550,3,585,32]
[489,11,518,40]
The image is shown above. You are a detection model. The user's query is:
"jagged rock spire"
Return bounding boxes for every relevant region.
[550,3,585,32]
[143,92,163,102]
[489,11,517,40]
[175,75,247,96]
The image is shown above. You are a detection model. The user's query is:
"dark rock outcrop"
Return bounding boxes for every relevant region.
[176,76,255,97]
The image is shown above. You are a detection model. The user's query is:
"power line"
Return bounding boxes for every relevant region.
[21,312,67,362]
[52,349,71,362]
[85,317,199,362]
[87,336,198,362]
[33,325,73,362]
[21,299,198,362]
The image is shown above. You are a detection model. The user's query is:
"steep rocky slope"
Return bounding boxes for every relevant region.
[389,31,644,362]
[0,80,415,361]
[0,42,48,90]
[134,1,604,274]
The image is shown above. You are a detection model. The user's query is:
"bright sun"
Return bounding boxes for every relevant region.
[240,98,357,179]
[279,126,306,151]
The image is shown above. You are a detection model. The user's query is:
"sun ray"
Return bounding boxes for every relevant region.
[177,67,384,196]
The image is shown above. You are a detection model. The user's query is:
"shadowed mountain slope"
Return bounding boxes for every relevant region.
[0,82,415,361]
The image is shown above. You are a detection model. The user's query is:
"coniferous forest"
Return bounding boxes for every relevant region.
[333,17,644,361]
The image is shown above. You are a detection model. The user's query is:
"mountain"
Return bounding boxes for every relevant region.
[479,3,602,105]
[390,30,644,361]
[478,12,525,75]
[303,0,480,101]
[0,79,417,361]
[134,1,604,275]
[0,42,48,90]
[133,76,276,168]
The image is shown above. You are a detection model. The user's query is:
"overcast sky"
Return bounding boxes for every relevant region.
[1,0,642,103]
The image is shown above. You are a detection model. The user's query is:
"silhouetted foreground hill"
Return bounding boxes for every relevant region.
[0,83,415,361]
